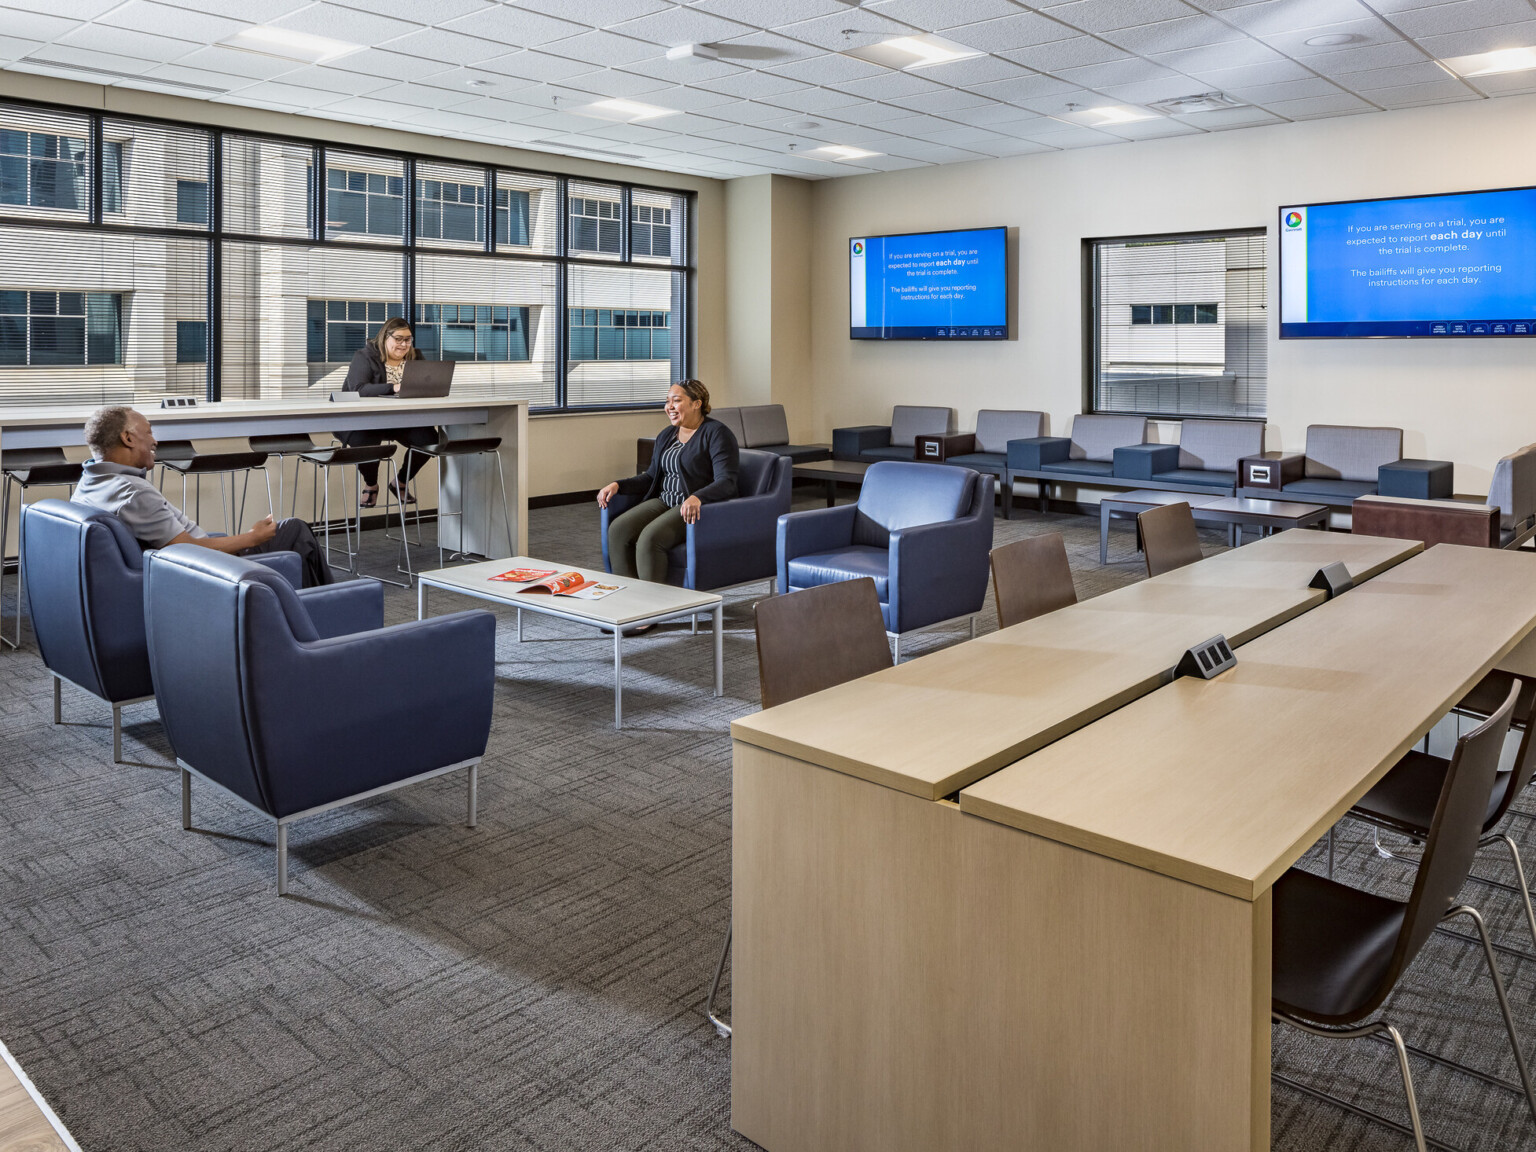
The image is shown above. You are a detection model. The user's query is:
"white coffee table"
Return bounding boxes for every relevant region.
[416,556,724,729]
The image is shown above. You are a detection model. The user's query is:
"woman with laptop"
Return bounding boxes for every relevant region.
[339,317,439,507]
[597,379,740,590]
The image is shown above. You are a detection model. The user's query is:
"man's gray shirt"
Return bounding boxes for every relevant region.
[73,460,208,549]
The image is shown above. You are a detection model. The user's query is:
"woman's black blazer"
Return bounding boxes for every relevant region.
[342,344,422,397]
[616,418,740,505]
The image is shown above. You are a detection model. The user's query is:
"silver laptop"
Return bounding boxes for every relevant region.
[396,359,455,398]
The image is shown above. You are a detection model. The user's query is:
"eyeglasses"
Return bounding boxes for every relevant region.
[388,334,414,344]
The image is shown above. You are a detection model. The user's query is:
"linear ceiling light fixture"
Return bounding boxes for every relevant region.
[1440,46,1536,77]
[846,33,982,70]
[574,98,680,122]
[1068,103,1160,126]
[221,25,362,65]
[810,144,880,160]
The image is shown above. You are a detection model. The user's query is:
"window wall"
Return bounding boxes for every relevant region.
[0,99,693,411]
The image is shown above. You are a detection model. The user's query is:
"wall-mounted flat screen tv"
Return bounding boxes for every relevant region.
[1279,186,1536,338]
[849,226,1007,340]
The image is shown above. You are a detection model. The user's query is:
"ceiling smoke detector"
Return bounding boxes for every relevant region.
[1147,91,1245,115]
[666,43,719,63]
[785,119,822,130]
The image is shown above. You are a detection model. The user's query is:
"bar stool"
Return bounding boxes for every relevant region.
[296,442,410,585]
[247,433,318,518]
[1,448,84,649]
[397,437,513,580]
[156,441,273,533]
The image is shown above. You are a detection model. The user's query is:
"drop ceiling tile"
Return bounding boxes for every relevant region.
[440,5,587,49]
[380,29,516,66]
[1099,75,1223,103]
[412,65,539,95]
[844,153,931,170]
[1186,58,1316,87]
[96,1,246,43]
[447,94,550,119]
[1055,57,1181,88]
[229,80,353,108]
[884,139,994,162]
[1101,116,1204,138]
[518,0,669,23]
[1009,86,1102,114]
[394,107,505,133]
[1303,41,1435,74]
[1264,91,1377,117]
[1472,69,1536,95]
[307,94,428,119]
[691,0,862,27]
[1259,19,1406,59]
[909,123,1020,146]
[688,120,795,144]
[713,30,827,66]
[875,111,978,134]
[1000,35,1132,70]
[475,49,604,83]
[866,0,1027,26]
[635,84,742,110]
[1216,0,1373,36]
[1043,0,1201,34]
[468,119,561,143]
[1012,125,1121,147]
[831,70,949,99]
[840,101,927,123]
[0,9,82,41]
[611,7,759,46]
[155,0,309,18]
[766,52,887,84]
[1148,38,1287,72]
[967,72,1081,102]
[270,3,421,44]
[940,101,1044,125]
[354,81,482,109]
[1413,22,1536,60]
[690,140,790,161]
[517,108,621,132]
[947,11,1080,52]
[14,45,159,75]
[1388,0,1536,36]
[1225,76,1348,102]
[976,137,1059,154]
[776,9,915,51]
[725,98,827,122]
[1171,104,1285,128]
[556,67,675,97]
[1101,14,1246,54]
[131,62,244,93]
[542,30,664,67]
[212,93,308,112]
[1338,61,1465,89]
[886,87,995,113]
[171,44,305,80]
[237,63,382,95]
[653,111,735,133]
[327,47,455,81]
[0,0,115,16]
[53,24,198,64]
[332,0,492,20]
[0,34,43,62]
[621,53,743,81]
[693,68,810,97]
[791,123,894,144]
[1369,78,1481,105]
[763,84,868,110]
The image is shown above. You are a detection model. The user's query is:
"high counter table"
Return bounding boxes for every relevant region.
[732,545,1536,1152]
[0,397,528,558]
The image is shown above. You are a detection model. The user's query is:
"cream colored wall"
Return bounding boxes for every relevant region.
[769,175,814,442]
[809,94,1536,497]
[0,71,726,502]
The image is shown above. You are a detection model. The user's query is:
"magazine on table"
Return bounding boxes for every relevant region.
[490,567,622,600]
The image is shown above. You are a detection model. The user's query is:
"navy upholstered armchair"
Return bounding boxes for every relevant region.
[601,448,792,590]
[143,545,495,894]
[20,499,304,763]
[777,461,994,660]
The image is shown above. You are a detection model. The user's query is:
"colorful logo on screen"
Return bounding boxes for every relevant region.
[1285,211,1303,229]
[851,241,864,255]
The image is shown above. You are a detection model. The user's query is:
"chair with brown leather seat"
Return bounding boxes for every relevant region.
[706,577,892,1039]
[1136,500,1203,577]
[1272,683,1536,1152]
[989,533,1076,630]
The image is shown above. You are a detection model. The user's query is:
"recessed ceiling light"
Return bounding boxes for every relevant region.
[220,25,362,65]
[811,145,880,161]
[1067,103,1159,126]
[1305,33,1362,47]
[1440,45,1536,77]
[845,33,983,71]
[575,98,680,123]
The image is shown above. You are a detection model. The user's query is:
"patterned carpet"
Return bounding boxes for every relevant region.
[2,493,1536,1151]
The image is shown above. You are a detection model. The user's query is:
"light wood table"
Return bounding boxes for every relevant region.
[731,544,1536,1152]
[417,556,723,729]
[734,529,1421,801]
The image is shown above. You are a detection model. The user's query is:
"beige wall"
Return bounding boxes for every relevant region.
[0,71,725,500]
[807,93,1536,497]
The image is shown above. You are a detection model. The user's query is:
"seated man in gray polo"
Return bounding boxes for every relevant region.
[73,405,336,587]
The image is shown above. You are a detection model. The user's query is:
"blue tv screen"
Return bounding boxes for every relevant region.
[1279,186,1536,338]
[849,227,1007,340]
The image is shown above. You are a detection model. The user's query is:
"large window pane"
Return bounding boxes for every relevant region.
[416,161,486,250]
[415,253,555,407]
[223,134,312,239]
[222,243,403,399]
[631,188,687,266]
[325,150,404,245]
[494,170,558,255]
[1091,232,1266,420]
[0,225,207,405]
[103,118,211,231]
[0,104,91,222]
[568,180,622,261]
[566,265,682,407]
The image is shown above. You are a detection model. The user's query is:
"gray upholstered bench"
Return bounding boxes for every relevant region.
[1007,413,1147,512]
[833,405,954,463]
[1109,419,1263,496]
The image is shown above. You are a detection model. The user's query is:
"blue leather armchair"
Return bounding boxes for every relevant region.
[601,448,792,590]
[143,545,496,894]
[20,499,307,763]
[777,461,994,659]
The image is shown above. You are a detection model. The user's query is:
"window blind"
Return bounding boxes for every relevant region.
[495,170,558,255]
[565,265,682,408]
[223,134,312,239]
[323,150,404,245]
[0,103,93,224]
[415,160,488,251]
[1091,231,1267,420]
[568,180,623,261]
[103,118,210,232]
[631,188,687,267]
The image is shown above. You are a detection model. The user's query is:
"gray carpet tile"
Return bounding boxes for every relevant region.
[2,493,1536,1150]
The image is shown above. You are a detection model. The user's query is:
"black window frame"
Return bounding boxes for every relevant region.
[0,96,695,413]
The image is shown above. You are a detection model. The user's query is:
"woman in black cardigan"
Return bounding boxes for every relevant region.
[338,317,438,507]
[597,379,739,583]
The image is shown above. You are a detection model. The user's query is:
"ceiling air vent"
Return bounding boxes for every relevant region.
[20,57,229,94]
[1147,92,1243,115]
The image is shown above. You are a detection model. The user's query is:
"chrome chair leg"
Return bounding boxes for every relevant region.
[467,762,478,828]
[276,822,288,896]
[706,922,732,1038]
[1492,832,1536,956]
[1447,904,1536,1126]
